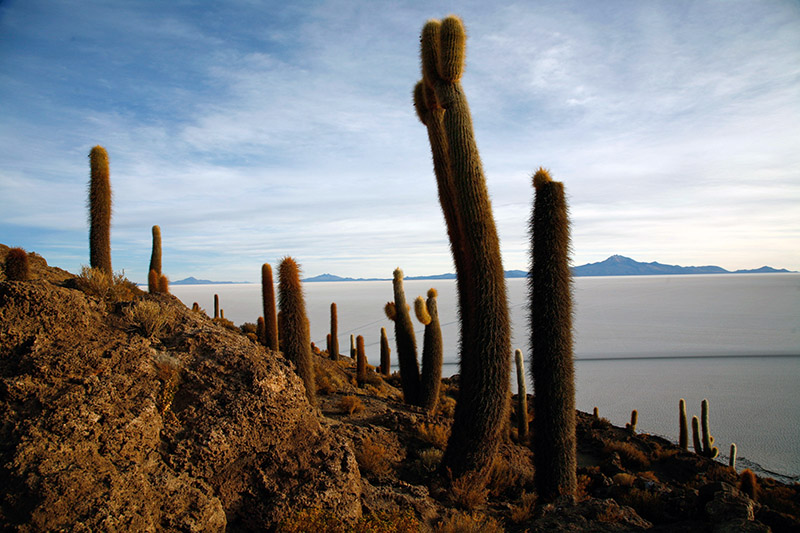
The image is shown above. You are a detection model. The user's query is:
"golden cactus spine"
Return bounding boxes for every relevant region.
[330,302,340,360]
[278,257,315,405]
[529,168,576,500]
[148,225,162,293]
[679,399,689,449]
[261,263,279,351]
[390,268,421,405]
[515,349,529,442]
[4,248,30,281]
[380,327,391,376]
[88,146,112,274]
[416,289,443,412]
[418,16,511,482]
[356,335,367,386]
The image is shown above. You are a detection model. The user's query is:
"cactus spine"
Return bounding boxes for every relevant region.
[214,294,219,319]
[692,416,702,454]
[729,443,737,470]
[418,16,512,483]
[416,288,443,412]
[529,168,576,500]
[389,268,421,405]
[356,335,367,386]
[148,225,162,293]
[700,398,719,458]
[626,410,638,434]
[515,349,529,442]
[330,302,340,360]
[4,248,30,281]
[88,146,112,274]
[261,263,279,351]
[277,257,315,405]
[380,327,391,376]
[679,399,689,450]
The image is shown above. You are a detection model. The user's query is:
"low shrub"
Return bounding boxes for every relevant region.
[603,440,651,469]
[355,437,394,479]
[617,487,667,522]
[434,511,502,532]
[124,300,172,338]
[339,395,364,415]
[416,422,450,450]
[449,472,489,510]
[510,491,537,524]
[75,266,140,303]
[277,508,420,533]
[413,447,443,476]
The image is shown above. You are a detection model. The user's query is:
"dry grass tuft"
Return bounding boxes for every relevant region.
[449,472,489,510]
[613,473,636,487]
[434,511,503,532]
[415,447,443,475]
[277,508,420,533]
[316,374,335,395]
[417,422,450,450]
[576,473,593,501]
[355,437,394,479]
[124,300,172,338]
[603,440,651,469]
[618,487,666,522]
[437,395,456,417]
[339,395,364,415]
[510,491,537,524]
[75,266,140,303]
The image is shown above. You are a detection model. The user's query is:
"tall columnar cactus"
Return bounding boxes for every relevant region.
[257,317,266,345]
[278,257,315,405]
[417,16,512,482]
[529,168,576,500]
[148,225,162,293]
[4,248,30,281]
[261,263,279,351]
[691,416,702,454]
[214,294,220,319]
[380,327,391,376]
[415,288,443,412]
[700,398,719,458]
[515,349,529,442]
[388,268,421,405]
[729,443,737,470]
[678,399,689,450]
[356,335,367,386]
[89,146,112,274]
[330,302,340,360]
[326,334,332,356]
[350,334,356,359]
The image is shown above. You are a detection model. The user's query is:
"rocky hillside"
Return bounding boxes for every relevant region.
[2,244,798,532]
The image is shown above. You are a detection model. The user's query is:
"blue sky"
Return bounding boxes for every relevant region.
[2,0,799,282]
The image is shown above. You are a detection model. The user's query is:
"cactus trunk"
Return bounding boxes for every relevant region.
[214,294,219,319]
[692,416,702,454]
[356,335,367,387]
[380,327,391,376]
[417,289,443,412]
[148,225,162,293]
[418,16,511,483]
[261,263,279,351]
[515,349,529,442]
[330,302,340,360]
[701,398,719,458]
[529,168,577,501]
[277,257,315,405]
[390,268,421,405]
[679,399,689,450]
[88,146,112,274]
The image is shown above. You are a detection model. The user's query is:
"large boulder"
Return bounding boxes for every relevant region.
[0,263,361,531]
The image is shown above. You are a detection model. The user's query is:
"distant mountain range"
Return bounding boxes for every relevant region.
[167,256,793,284]
[303,255,792,282]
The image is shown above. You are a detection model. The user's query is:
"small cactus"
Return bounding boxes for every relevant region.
[380,327,391,376]
[214,294,220,319]
[88,146,112,274]
[4,247,30,281]
[261,263,279,351]
[416,288,443,412]
[679,399,689,450]
[326,333,332,356]
[148,270,159,294]
[691,416,702,454]
[256,317,266,345]
[158,274,169,294]
[729,443,737,470]
[626,410,638,434]
[356,335,367,386]
[330,302,340,360]
[515,349,529,442]
[739,469,758,501]
[390,268,421,405]
[350,334,356,359]
[700,399,719,458]
[592,407,599,419]
[191,302,200,312]
[278,257,315,405]
[148,225,161,293]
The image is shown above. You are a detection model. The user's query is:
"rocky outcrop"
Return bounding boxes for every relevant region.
[0,257,360,531]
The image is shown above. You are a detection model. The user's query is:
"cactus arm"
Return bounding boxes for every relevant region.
[418,289,443,411]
